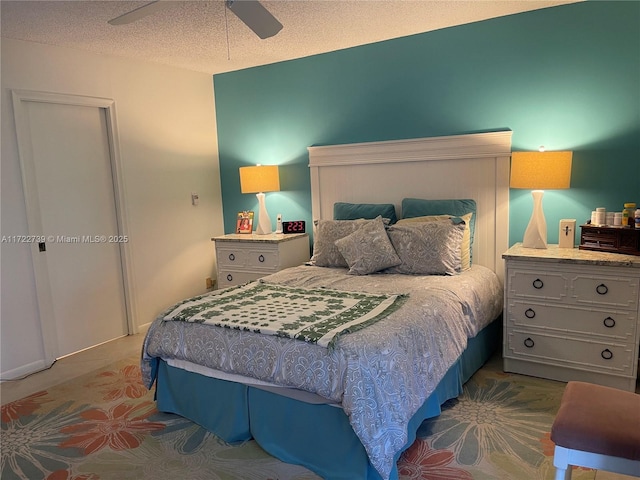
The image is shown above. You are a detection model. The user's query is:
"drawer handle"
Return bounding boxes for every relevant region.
[603,316,616,328]
[601,349,613,360]
[226,274,233,282]
[524,308,536,319]
[228,253,235,261]
[532,278,544,289]
[523,337,535,348]
[596,283,608,295]
[258,254,265,263]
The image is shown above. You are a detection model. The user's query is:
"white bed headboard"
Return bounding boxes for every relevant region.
[307,131,512,282]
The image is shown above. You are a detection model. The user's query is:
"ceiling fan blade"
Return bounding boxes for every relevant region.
[108,1,174,26]
[226,0,283,39]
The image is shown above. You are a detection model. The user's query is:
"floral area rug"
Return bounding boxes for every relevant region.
[399,355,595,480]
[1,353,597,480]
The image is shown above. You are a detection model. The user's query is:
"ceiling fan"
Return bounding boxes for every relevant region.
[108,0,283,39]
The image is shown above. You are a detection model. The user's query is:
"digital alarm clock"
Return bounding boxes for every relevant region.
[282,220,306,234]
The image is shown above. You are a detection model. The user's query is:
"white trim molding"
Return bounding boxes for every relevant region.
[308,131,513,166]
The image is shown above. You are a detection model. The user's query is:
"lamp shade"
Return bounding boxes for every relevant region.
[510,151,572,190]
[239,165,280,194]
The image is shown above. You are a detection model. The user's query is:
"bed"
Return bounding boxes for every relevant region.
[141,131,513,480]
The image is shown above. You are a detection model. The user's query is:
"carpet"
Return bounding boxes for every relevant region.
[1,354,597,480]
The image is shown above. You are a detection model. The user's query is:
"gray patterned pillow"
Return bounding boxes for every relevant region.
[334,217,401,275]
[310,218,373,267]
[396,212,473,271]
[385,221,465,275]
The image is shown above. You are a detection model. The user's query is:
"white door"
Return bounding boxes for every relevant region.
[13,92,129,360]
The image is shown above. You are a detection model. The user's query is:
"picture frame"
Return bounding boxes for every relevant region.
[236,211,254,234]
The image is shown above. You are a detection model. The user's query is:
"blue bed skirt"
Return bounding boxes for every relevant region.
[154,318,501,480]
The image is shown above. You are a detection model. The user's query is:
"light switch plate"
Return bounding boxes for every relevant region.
[559,219,576,248]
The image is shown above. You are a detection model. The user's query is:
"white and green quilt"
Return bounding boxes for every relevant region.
[163,280,405,348]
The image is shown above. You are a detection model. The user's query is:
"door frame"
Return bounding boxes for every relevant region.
[11,89,137,366]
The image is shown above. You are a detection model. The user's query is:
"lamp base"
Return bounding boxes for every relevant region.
[255,192,272,235]
[522,190,547,249]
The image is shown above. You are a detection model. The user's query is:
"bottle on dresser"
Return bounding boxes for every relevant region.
[622,203,636,227]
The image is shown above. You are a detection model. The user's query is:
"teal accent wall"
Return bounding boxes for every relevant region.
[214,1,639,246]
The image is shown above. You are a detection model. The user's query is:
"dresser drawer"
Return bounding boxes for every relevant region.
[508,270,568,301]
[506,330,635,376]
[217,246,280,271]
[571,274,639,309]
[217,247,249,268]
[507,301,637,341]
[217,270,264,288]
[246,248,279,270]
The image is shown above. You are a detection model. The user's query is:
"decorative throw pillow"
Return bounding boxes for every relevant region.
[333,202,398,224]
[401,198,477,262]
[310,218,373,267]
[385,221,465,275]
[396,212,473,271]
[334,217,401,275]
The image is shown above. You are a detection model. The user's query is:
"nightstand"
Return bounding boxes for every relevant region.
[213,233,309,288]
[502,243,640,391]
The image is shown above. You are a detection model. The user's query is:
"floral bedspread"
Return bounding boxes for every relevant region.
[141,264,502,480]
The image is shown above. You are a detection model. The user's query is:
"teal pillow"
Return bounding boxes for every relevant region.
[333,202,398,224]
[401,198,477,254]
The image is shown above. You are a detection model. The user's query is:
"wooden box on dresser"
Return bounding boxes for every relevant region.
[213,233,309,288]
[503,243,640,391]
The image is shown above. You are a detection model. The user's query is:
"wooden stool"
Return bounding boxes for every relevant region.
[550,381,640,479]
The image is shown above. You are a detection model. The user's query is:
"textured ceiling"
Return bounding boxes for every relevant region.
[1,0,580,75]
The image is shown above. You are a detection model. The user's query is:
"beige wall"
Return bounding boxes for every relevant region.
[1,38,223,378]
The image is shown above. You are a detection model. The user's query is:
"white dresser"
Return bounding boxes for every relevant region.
[213,233,309,288]
[503,243,640,391]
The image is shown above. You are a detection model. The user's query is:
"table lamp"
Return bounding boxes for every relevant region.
[239,165,280,235]
[510,149,572,249]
